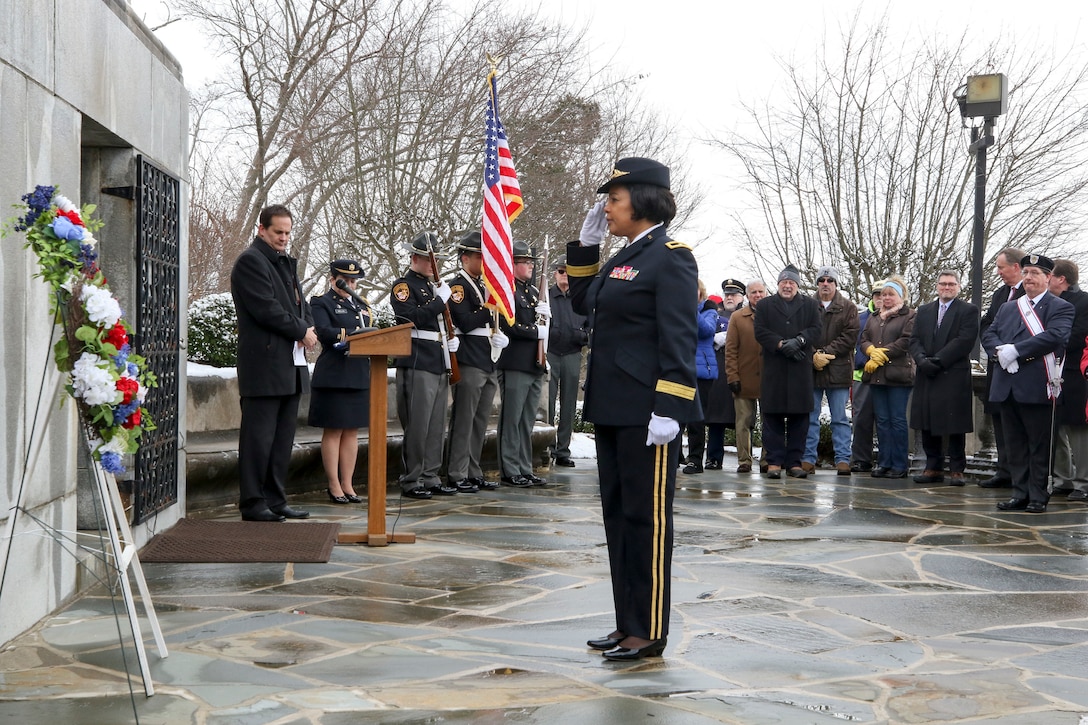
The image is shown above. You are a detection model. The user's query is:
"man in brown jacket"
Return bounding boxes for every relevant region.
[725,280,767,472]
[803,266,860,475]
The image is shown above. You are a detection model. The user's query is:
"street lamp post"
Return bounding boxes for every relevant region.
[954,72,1007,356]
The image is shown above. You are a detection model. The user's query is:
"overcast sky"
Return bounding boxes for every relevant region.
[130,0,1084,290]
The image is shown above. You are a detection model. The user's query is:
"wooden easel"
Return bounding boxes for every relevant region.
[336,323,417,546]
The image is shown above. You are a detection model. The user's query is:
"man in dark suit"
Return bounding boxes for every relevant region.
[909,270,980,485]
[230,204,317,522]
[981,254,1074,513]
[978,247,1026,488]
[1049,259,1088,501]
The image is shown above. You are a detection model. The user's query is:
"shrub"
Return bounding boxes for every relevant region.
[187,293,238,367]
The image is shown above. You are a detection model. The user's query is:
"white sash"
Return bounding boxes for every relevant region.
[1016,295,1064,400]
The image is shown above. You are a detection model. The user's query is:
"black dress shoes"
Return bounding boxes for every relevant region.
[587,635,624,651]
[343,492,364,503]
[786,467,808,478]
[705,460,723,470]
[453,480,479,493]
[471,476,499,490]
[997,498,1029,511]
[883,469,908,479]
[403,487,433,500]
[427,485,458,496]
[871,466,888,478]
[272,506,310,519]
[1026,501,1048,513]
[603,638,667,661]
[554,456,576,467]
[682,462,703,474]
[501,475,532,487]
[979,476,1013,488]
[528,474,548,486]
[242,509,286,522]
[326,489,350,504]
[850,462,872,473]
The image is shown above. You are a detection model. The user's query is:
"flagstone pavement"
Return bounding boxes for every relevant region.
[4,457,1088,724]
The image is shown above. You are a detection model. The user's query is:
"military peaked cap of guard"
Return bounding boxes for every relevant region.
[721,278,746,295]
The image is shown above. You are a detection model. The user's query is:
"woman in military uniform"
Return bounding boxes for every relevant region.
[566,157,700,661]
[308,259,372,503]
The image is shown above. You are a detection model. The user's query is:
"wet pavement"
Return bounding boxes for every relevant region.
[4,456,1088,724]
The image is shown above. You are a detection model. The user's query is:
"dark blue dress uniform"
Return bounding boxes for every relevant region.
[307,289,372,429]
[566,226,700,645]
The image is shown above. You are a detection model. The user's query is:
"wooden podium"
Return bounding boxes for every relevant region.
[337,323,417,546]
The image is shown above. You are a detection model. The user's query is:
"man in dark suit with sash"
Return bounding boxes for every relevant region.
[909,270,980,485]
[981,254,1074,513]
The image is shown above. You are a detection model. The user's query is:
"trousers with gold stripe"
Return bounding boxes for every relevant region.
[594,424,678,641]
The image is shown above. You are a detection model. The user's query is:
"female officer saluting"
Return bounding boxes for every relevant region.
[566,158,700,661]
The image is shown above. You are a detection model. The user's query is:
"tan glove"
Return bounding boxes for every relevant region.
[866,346,890,365]
[864,358,882,374]
[812,351,836,371]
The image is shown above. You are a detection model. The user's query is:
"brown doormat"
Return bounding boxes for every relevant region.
[140,518,340,563]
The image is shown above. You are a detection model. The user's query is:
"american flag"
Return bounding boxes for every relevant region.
[481,68,523,325]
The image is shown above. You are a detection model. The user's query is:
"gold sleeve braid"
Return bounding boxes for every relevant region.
[566,262,599,278]
[655,379,696,400]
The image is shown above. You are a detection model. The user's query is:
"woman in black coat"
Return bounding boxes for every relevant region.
[308,260,372,503]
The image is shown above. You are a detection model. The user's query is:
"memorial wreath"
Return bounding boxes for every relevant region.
[8,185,156,474]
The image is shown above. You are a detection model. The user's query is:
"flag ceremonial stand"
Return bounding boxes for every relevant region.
[336,323,417,546]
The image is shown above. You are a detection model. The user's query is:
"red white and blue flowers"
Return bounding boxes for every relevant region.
[9,185,156,474]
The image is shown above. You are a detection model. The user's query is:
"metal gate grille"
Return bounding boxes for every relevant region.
[133,155,181,524]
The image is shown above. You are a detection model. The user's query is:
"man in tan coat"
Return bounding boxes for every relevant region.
[725,280,767,472]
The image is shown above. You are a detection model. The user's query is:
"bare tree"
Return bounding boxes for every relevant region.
[178,0,695,303]
[714,14,1088,304]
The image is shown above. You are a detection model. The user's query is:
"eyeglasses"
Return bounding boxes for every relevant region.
[817,277,834,284]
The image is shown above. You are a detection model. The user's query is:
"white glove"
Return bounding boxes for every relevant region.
[434,281,452,303]
[490,330,509,350]
[645,413,680,446]
[713,331,728,349]
[1005,360,1019,374]
[446,335,460,353]
[535,301,551,319]
[537,324,548,340]
[579,199,607,246]
[996,344,1019,369]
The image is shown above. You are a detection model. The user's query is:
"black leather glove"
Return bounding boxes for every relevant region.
[780,338,801,357]
[729,380,742,395]
[788,346,809,362]
[917,357,941,377]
